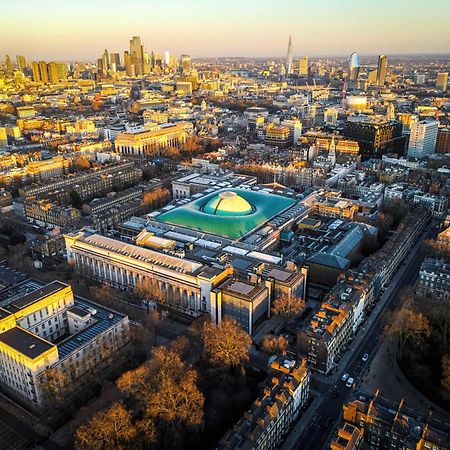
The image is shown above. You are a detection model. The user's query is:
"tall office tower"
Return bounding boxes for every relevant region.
[123,51,131,77]
[367,69,377,84]
[299,56,308,76]
[5,55,12,74]
[97,58,104,76]
[436,127,450,153]
[436,72,448,91]
[129,36,144,74]
[414,73,426,84]
[180,54,191,73]
[39,61,49,83]
[286,36,293,76]
[102,49,110,73]
[376,54,387,86]
[31,62,41,82]
[16,55,27,72]
[349,52,360,81]
[48,62,67,84]
[164,50,170,66]
[407,120,439,159]
[110,53,121,69]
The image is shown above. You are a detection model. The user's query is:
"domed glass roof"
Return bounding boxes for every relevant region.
[203,191,253,216]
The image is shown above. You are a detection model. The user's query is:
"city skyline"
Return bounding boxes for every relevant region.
[2,0,450,60]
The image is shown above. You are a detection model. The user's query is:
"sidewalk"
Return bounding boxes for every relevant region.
[281,391,324,450]
[360,338,450,424]
[323,227,426,386]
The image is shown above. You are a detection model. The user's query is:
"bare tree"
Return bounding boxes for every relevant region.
[271,293,305,319]
[74,402,137,450]
[200,318,252,368]
[386,304,431,358]
[261,335,288,355]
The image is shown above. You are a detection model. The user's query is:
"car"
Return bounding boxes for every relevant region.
[341,373,349,381]
[362,353,369,362]
[346,377,355,388]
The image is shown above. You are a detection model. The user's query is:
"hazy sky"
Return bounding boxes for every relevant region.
[2,0,450,61]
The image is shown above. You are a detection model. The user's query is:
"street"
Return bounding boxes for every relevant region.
[282,226,433,450]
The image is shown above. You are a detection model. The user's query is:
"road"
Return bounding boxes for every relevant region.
[0,405,63,450]
[283,225,431,450]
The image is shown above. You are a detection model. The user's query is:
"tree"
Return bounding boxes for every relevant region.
[164,146,181,159]
[117,347,204,449]
[39,368,70,405]
[142,187,170,211]
[386,304,431,358]
[271,294,305,319]
[133,278,166,304]
[200,318,251,368]
[442,354,450,393]
[182,136,202,153]
[74,156,91,171]
[261,335,288,355]
[74,402,137,450]
[90,283,115,307]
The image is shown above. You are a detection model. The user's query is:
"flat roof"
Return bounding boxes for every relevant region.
[0,327,55,359]
[0,307,11,320]
[57,298,126,359]
[0,266,27,290]
[6,281,68,313]
[227,281,255,296]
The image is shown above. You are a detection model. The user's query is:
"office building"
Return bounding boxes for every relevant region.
[5,55,12,74]
[436,127,450,153]
[299,56,308,76]
[129,36,144,75]
[436,72,448,91]
[343,117,405,159]
[47,62,67,84]
[0,278,130,412]
[211,279,269,335]
[109,52,121,71]
[376,54,387,86]
[16,55,27,72]
[286,36,293,76]
[407,120,439,158]
[349,52,360,81]
[39,61,49,83]
[180,54,191,73]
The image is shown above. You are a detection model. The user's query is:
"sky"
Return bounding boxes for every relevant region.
[1,0,450,61]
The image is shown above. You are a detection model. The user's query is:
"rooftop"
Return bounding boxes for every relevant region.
[0,327,55,360]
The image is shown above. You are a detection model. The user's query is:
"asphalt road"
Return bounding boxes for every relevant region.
[286,226,430,450]
[0,405,63,450]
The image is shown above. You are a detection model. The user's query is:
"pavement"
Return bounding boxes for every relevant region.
[281,225,432,450]
[360,337,450,424]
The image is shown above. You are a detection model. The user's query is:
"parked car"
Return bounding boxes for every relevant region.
[362,353,369,362]
[341,373,349,381]
[346,377,355,388]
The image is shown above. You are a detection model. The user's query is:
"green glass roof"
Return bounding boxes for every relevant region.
[157,188,296,239]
